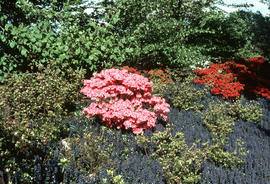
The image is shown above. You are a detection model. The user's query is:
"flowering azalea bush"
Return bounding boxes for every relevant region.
[193,63,245,99]
[193,57,270,99]
[143,69,170,84]
[81,68,170,134]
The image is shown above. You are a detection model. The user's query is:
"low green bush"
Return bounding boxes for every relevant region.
[59,133,112,180]
[169,75,209,112]
[204,138,247,169]
[0,61,85,180]
[151,129,206,184]
[203,101,236,136]
[229,98,263,123]
[0,62,85,121]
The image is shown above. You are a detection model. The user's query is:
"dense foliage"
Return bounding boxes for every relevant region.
[1,0,268,82]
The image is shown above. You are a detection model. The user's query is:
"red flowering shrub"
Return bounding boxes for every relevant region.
[113,66,170,84]
[143,69,170,84]
[193,57,270,99]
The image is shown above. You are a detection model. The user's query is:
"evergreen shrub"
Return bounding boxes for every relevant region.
[0,61,85,183]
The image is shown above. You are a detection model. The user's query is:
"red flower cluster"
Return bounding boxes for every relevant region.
[193,57,270,99]
[113,66,171,84]
[143,69,170,84]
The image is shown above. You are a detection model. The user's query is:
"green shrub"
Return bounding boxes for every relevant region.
[168,75,209,112]
[204,138,248,169]
[150,126,247,183]
[203,101,236,136]
[106,169,125,184]
[0,62,85,121]
[202,97,263,136]
[231,11,270,60]
[151,129,206,184]
[0,0,126,82]
[0,61,85,176]
[102,0,216,70]
[59,133,112,179]
[229,98,263,123]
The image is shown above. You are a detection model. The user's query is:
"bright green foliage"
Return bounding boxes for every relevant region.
[229,98,263,123]
[0,0,126,82]
[105,169,125,184]
[102,0,218,69]
[203,101,236,136]
[151,129,207,184]
[204,138,248,169]
[1,0,269,82]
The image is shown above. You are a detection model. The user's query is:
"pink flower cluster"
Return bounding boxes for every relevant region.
[81,68,170,134]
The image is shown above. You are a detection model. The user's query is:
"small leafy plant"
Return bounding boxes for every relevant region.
[151,128,207,184]
[59,133,112,180]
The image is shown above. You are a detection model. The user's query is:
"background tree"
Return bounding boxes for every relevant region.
[0,0,124,82]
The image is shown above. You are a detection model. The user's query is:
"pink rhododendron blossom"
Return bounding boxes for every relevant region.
[81,68,170,134]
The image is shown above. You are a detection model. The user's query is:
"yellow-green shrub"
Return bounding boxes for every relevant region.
[0,62,86,174]
[151,129,207,184]
[0,62,85,121]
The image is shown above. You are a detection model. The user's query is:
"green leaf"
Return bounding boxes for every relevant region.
[30,37,36,42]
[91,48,101,55]
[42,52,48,57]
[59,54,65,61]
[9,65,14,71]
[75,49,80,55]
[101,46,106,51]
[106,40,113,47]
[89,22,96,27]
[89,55,98,61]
[125,48,133,53]
[64,5,71,11]
[21,49,27,56]
[4,23,12,31]
[0,35,6,42]
[11,29,18,35]
[48,13,53,19]
[121,38,126,44]
[112,11,120,24]
[10,41,16,48]
[37,34,43,39]
[63,46,69,51]
[129,37,135,41]
[86,59,92,65]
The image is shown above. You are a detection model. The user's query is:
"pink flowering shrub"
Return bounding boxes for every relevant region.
[81,68,170,134]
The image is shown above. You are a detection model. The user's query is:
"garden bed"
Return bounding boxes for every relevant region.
[1,59,270,184]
